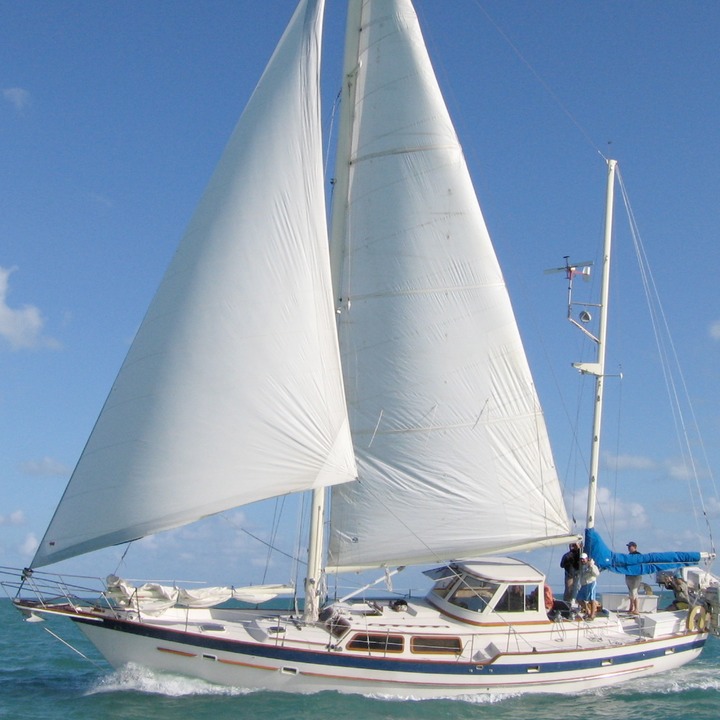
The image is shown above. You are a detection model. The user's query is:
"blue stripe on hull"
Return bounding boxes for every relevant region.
[72,616,706,677]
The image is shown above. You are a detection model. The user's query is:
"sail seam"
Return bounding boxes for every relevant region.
[345,283,506,302]
[351,144,459,164]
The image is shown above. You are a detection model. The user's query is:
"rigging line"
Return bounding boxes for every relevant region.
[617,169,716,551]
[628,205,705,532]
[609,367,624,547]
[506,242,591,528]
[469,0,606,161]
[368,409,384,447]
[325,89,342,179]
[219,514,303,565]
[591,363,624,547]
[293,492,310,599]
[619,177,697,502]
[528,385,565,536]
[43,626,105,669]
[566,250,603,529]
[618,173,702,482]
[263,496,286,585]
[113,542,133,577]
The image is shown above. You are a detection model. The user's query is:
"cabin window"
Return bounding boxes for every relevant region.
[410,636,462,654]
[346,633,404,653]
[447,576,499,612]
[494,584,539,612]
[431,576,458,598]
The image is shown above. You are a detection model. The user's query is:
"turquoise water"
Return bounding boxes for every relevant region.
[2,599,720,720]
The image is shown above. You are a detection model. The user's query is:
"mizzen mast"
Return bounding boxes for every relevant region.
[569,159,617,529]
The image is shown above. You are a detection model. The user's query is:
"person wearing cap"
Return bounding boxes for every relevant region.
[576,552,600,619]
[625,541,642,614]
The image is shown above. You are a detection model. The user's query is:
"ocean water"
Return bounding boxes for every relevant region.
[2,600,720,720]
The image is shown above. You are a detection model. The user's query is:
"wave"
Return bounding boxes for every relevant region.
[615,662,720,695]
[85,663,254,697]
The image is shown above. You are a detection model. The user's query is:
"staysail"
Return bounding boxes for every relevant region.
[33,0,356,568]
[327,0,571,571]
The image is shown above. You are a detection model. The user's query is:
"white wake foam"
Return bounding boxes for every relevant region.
[86,663,253,697]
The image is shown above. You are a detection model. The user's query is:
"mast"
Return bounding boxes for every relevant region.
[303,488,325,621]
[303,0,363,623]
[574,158,617,529]
[329,0,362,302]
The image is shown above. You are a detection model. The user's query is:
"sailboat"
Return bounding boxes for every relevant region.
[4,0,719,698]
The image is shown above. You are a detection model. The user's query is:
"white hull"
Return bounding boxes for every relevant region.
[56,600,706,698]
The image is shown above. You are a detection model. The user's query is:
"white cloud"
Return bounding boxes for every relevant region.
[597,486,649,530]
[88,192,113,208]
[21,456,71,477]
[19,533,39,558]
[604,451,703,484]
[569,486,650,533]
[666,460,695,482]
[604,452,656,471]
[710,320,720,341]
[3,87,31,113]
[703,496,720,517]
[0,510,25,526]
[0,266,60,350]
[136,534,160,552]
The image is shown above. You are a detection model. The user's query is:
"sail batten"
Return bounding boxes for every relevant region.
[32,0,356,569]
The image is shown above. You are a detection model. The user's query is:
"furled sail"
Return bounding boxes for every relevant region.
[33,0,356,568]
[586,529,704,575]
[328,0,570,571]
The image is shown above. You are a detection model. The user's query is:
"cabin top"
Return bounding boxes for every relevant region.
[424,558,551,621]
[425,557,545,584]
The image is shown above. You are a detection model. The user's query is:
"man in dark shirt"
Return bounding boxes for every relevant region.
[560,542,581,602]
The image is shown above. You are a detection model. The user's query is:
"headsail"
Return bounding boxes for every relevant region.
[33,0,356,568]
[327,0,570,571]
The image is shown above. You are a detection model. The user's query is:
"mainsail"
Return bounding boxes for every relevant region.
[32,0,356,568]
[327,0,570,571]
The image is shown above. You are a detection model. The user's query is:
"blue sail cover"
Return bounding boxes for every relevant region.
[585,528,702,575]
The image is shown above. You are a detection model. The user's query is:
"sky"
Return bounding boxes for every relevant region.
[2,0,719,597]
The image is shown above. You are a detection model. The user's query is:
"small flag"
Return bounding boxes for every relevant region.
[568,266,591,281]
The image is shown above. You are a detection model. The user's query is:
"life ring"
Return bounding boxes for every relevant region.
[686,605,707,632]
